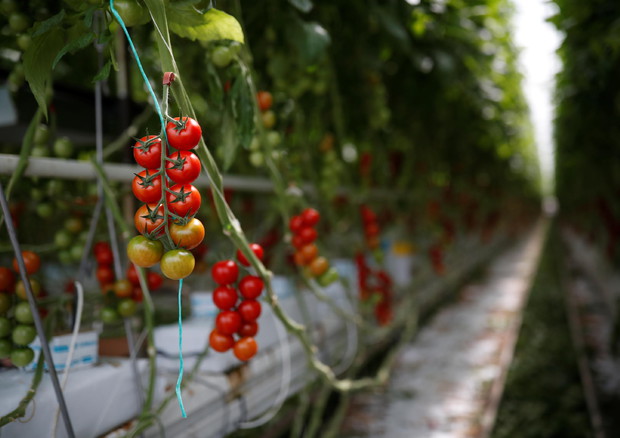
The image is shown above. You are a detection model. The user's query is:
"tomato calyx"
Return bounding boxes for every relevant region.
[167,115,190,132]
[166,185,192,203]
[165,154,187,170]
[134,170,161,188]
[133,135,160,152]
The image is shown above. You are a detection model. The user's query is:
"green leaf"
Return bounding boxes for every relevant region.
[32,10,66,37]
[52,31,96,69]
[23,29,65,119]
[168,7,244,43]
[93,59,112,83]
[288,19,330,65]
[288,0,313,13]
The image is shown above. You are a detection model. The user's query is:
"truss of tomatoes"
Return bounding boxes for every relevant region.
[0,251,43,367]
[94,241,163,324]
[127,117,206,281]
[208,243,265,361]
[355,252,393,326]
[289,208,339,286]
[360,205,381,250]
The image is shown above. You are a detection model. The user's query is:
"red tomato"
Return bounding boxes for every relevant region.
[237,321,258,337]
[209,329,234,353]
[238,299,261,322]
[309,256,329,277]
[94,242,111,256]
[0,267,15,293]
[360,205,376,224]
[301,208,320,227]
[215,310,242,335]
[299,244,318,264]
[238,276,264,299]
[211,260,239,285]
[13,251,40,275]
[212,285,238,310]
[256,91,273,112]
[132,170,163,204]
[133,135,162,169]
[166,184,201,218]
[292,235,306,249]
[165,117,202,150]
[134,204,165,236]
[236,243,264,267]
[298,227,318,244]
[165,150,201,184]
[289,215,304,233]
[96,265,115,285]
[233,337,257,361]
[95,245,114,266]
[132,287,144,303]
[364,222,380,238]
[127,264,140,286]
[147,272,163,290]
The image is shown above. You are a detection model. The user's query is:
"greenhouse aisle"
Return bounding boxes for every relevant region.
[341,222,547,438]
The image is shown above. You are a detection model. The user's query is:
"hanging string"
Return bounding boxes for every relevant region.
[176,278,187,418]
[108,0,187,417]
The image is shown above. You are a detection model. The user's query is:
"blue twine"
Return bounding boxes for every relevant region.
[176,278,187,417]
[108,0,186,417]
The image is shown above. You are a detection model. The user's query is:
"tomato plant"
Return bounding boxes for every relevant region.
[114,279,133,298]
[12,325,36,345]
[10,347,34,367]
[96,265,115,285]
[165,117,202,150]
[15,279,41,300]
[0,267,15,292]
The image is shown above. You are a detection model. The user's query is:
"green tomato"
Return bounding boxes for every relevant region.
[46,179,65,196]
[54,229,73,249]
[53,137,74,158]
[249,152,264,167]
[101,306,120,324]
[0,339,11,359]
[117,299,137,318]
[30,187,45,202]
[33,124,49,144]
[14,302,33,324]
[16,34,30,51]
[69,245,83,262]
[0,293,11,315]
[31,145,49,158]
[12,324,36,345]
[211,46,233,68]
[36,203,54,219]
[64,217,83,233]
[265,131,281,147]
[317,267,339,287]
[8,13,30,33]
[10,347,34,367]
[0,316,11,338]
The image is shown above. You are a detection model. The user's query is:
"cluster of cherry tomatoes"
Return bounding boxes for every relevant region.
[127,117,205,281]
[95,242,163,323]
[355,252,393,326]
[208,243,265,361]
[290,208,339,286]
[360,205,381,250]
[0,251,43,367]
